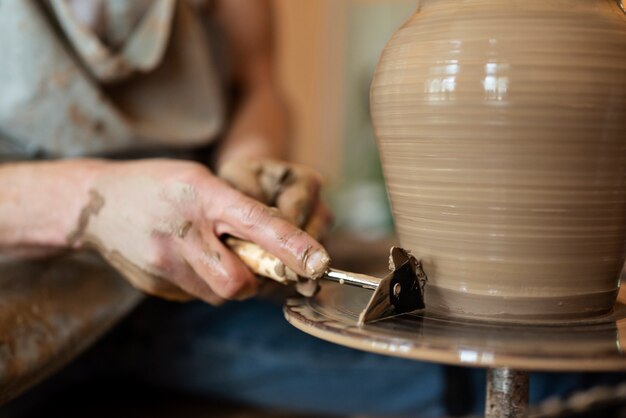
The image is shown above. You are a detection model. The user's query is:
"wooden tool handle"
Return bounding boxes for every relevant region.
[224,237,299,284]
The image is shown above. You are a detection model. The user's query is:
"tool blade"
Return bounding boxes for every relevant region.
[357,259,425,325]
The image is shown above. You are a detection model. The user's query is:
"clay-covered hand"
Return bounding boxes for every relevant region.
[217,157,333,241]
[70,159,330,305]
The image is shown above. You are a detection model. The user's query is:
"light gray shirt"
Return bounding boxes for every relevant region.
[0,0,225,161]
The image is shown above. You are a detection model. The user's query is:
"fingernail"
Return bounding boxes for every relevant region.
[305,249,330,279]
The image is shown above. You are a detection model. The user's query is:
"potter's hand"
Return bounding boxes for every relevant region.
[218,158,333,241]
[72,159,330,305]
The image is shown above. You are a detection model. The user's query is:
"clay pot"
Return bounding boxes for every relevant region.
[370,0,626,321]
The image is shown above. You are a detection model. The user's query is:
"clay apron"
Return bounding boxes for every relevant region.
[370,0,626,321]
[0,0,224,160]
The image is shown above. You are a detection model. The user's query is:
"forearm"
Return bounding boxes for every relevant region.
[211,0,289,170]
[0,159,106,258]
[214,84,290,170]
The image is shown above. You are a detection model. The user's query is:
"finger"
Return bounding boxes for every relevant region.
[218,159,267,203]
[139,227,228,305]
[257,160,292,204]
[131,274,194,302]
[185,282,225,305]
[304,200,334,241]
[180,226,259,300]
[215,192,331,279]
[102,250,194,301]
[168,260,226,306]
[275,170,320,227]
[255,280,294,300]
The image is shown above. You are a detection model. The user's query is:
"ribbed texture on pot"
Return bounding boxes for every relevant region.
[370,0,626,319]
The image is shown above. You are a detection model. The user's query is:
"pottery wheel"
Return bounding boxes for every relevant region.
[284,282,626,372]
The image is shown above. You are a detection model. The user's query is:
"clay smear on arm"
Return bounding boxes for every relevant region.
[66,190,105,246]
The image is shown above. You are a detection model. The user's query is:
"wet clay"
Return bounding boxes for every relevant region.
[66,190,105,246]
[370,0,626,320]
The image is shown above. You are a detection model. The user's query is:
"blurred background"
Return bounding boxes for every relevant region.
[274,0,417,240]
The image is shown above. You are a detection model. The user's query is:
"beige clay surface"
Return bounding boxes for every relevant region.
[370,0,626,319]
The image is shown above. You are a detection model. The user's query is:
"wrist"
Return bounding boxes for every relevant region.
[63,159,112,249]
[215,137,284,174]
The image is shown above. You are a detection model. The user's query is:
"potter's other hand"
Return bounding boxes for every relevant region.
[71,159,330,305]
[218,158,333,240]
